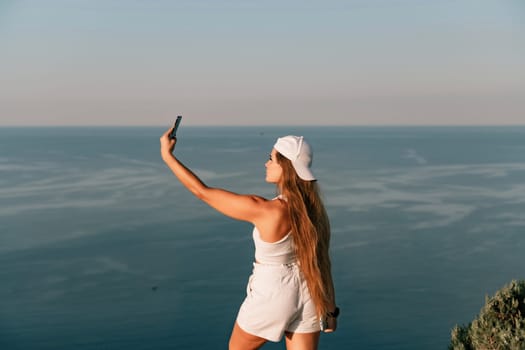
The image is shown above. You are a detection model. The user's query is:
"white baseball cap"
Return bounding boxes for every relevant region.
[274,135,316,181]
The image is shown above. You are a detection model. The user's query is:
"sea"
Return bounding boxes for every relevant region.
[1,126,524,350]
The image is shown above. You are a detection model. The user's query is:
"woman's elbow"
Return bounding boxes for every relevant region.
[191,185,209,201]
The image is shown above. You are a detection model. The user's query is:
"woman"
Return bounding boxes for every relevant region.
[160,130,338,350]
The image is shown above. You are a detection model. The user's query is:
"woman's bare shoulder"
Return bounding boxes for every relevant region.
[254,197,290,242]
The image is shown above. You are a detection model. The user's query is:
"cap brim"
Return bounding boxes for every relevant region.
[292,161,316,181]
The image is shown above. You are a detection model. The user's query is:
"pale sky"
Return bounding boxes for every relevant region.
[1,0,524,126]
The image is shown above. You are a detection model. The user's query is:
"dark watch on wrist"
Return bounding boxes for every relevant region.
[327,307,340,318]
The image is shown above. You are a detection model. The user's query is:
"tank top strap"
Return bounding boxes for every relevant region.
[274,194,287,201]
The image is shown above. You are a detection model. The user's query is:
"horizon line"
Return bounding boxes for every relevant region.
[1,123,525,128]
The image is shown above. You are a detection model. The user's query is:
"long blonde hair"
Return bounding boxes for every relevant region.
[276,152,335,317]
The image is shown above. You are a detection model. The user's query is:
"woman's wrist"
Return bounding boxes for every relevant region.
[161,150,174,161]
[326,306,340,318]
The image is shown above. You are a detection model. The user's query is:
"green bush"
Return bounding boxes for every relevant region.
[449,280,525,350]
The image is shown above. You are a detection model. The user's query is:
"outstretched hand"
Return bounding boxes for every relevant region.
[160,128,177,159]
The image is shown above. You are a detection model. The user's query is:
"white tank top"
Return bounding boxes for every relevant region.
[253,226,296,265]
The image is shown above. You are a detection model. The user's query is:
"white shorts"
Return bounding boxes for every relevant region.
[236,262,320,342]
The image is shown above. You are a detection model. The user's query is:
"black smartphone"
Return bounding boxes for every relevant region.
[169,116,182,139]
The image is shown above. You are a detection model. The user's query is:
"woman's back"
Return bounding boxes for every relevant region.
[253,227,295,265]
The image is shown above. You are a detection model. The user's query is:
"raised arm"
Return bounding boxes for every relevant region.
[159,129,269,224]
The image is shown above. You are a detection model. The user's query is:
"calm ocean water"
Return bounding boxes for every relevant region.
[1,126,525,349]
